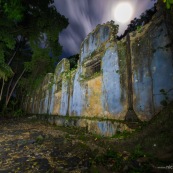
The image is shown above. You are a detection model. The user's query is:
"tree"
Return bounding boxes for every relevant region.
[68,54,80,69]
[163,0,173,9]
[0,64,13,101]
[117,6,157,40]
[0,0,68,110]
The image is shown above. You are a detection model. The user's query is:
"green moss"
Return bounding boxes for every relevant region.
[112,130,132,139]
[81,44,105,65]
[131,32,153,78]
[93,149,123,171]
[117,40,128,102]
[63,68,75,81]
[80,71,102,82]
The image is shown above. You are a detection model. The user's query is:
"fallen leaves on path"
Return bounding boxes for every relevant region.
[0,118,93,173]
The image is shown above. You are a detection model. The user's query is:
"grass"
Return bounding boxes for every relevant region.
[88,102,173,172]
[112,130,132,139]
[8,101,173,172]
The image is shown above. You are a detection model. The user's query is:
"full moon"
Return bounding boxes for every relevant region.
[114,3,133,23]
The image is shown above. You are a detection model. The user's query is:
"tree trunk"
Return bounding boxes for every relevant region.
[5,77,14,104]
[5,69,26,107]
[0,41,21,103]
[8,37,21,66]
[8,50,18,66]
[0,79,5,101]
[0,49,16,102]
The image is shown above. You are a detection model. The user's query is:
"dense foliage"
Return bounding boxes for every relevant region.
[0,0,68,112]
[117,5,157,40]
[68,54,79,69]
[164,0,173,9]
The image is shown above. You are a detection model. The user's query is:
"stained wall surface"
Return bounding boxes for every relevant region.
[24,9,173,121]
[131,14,173,120]
[69,22,128,119]
[25,59,70,116]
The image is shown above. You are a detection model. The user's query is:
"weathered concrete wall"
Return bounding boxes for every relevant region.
[25,59,70,116]
[69,22,128,120]
[52,59,70,116]
[80,24,111,63]
[130,14,173,120]
[36,73,53,114]
[24,73,53,114]
[45,115,132,137]
[24,7,173,124]
[101,42,128,119]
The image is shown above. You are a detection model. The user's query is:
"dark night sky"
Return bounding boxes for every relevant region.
[54,0,156,58]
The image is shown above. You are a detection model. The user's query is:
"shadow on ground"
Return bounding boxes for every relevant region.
[0,103,173,173]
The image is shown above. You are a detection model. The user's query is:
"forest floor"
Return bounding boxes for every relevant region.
[0,104,173,173]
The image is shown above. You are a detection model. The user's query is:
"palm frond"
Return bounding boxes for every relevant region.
[0,63,14,81]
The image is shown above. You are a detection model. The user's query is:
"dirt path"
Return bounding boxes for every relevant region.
[0,118,101,173]
[1,113,173,173]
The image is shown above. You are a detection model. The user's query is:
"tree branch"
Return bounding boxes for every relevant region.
[6,68,26,107]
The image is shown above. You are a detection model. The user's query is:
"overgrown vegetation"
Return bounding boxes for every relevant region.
[33,101,173,172]
[68,54,79,69]
[0,100,172,172]
[117,5,157,40]
[164,0,173,9]
[0,0,68,114]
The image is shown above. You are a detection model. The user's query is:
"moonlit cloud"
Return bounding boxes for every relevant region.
[54,0,156,58]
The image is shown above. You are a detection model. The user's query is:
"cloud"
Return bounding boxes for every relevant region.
[54,0,106,57]
[54,0,156,57]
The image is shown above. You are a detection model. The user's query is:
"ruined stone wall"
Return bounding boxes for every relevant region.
[25,59,70,116]
[24,8,173,121]
[51,59,70,116]
[69,22,128,120]
[130,12,173,120]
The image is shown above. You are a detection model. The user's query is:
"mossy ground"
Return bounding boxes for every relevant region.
[0,103,173,172]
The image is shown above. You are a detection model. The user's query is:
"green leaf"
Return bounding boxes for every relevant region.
[160,89,166,93]
[164,0,173,9]
[0,63,14,80]
[166,1,171,9]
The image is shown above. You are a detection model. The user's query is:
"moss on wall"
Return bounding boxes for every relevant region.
[24,8,173,121]
[117,39,128,103]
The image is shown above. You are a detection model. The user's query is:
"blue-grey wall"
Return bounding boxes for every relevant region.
[24,13,173,122]
[131,17,173,120]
